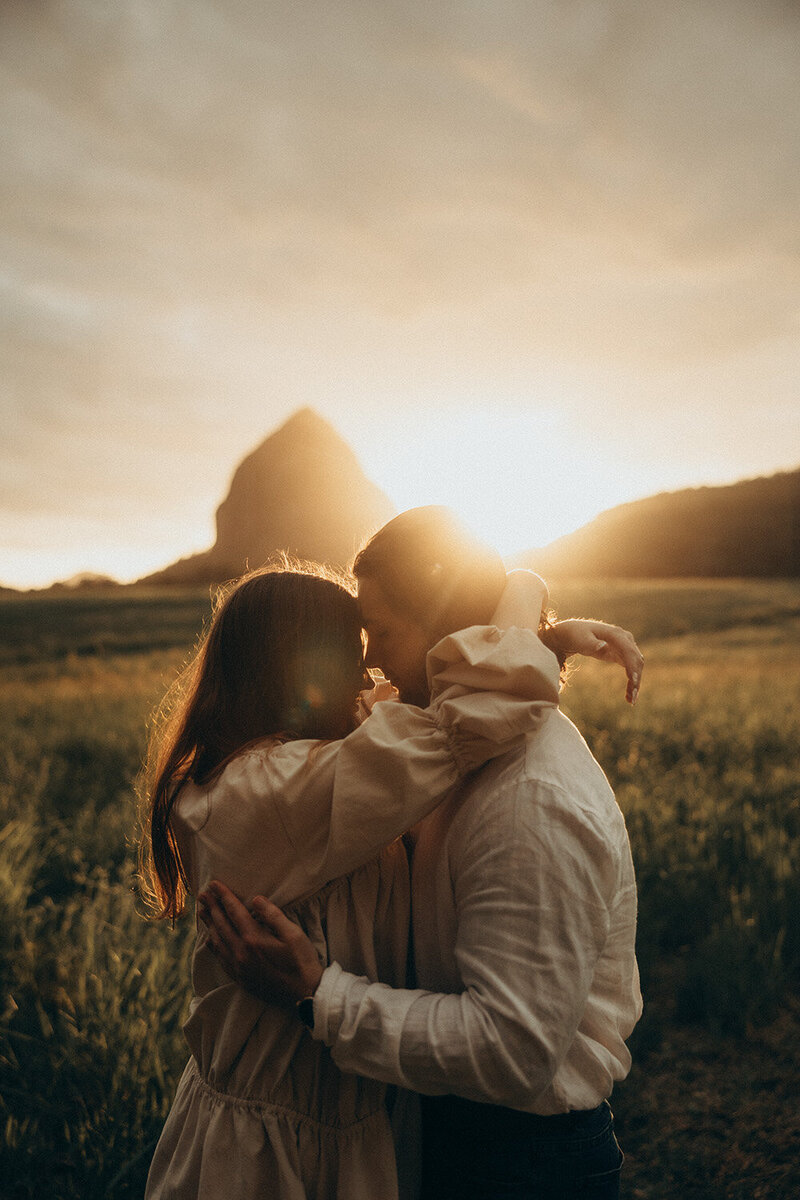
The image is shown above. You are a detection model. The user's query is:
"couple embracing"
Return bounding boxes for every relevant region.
[141,505,643,1200]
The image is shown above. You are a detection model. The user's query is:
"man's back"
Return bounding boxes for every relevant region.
[411,706,642,1114]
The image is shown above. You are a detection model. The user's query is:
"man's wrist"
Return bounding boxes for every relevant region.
[301,961,323,999]
[294,962,323,1028]
[295,994,315,1029]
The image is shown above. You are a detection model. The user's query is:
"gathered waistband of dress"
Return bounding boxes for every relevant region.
[185,1057,389,1135]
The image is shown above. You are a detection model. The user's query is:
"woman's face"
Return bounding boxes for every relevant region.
[331,656,372,738]
[291,639,368,740]
[357,576,431,708]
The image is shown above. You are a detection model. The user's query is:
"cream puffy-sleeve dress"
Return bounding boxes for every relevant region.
[145,592,560,1200]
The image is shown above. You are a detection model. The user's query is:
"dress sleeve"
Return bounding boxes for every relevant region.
[310,781,621,1108]
[176,577,560,907]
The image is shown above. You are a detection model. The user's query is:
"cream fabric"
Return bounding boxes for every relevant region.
[145,607,560,1200]
[313,710,643,1117]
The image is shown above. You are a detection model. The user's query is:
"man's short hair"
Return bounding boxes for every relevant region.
[352,506,507,638]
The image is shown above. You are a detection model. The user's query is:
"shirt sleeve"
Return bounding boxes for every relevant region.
[176,617,560,907]
[310,781,619,1109]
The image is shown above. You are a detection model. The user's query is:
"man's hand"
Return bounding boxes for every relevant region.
[546,619,644,705]
[197,881,323,1006]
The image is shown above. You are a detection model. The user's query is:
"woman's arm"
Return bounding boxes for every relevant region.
[176,573,560,907]
[485,569,644,704]
[542,619,644,704]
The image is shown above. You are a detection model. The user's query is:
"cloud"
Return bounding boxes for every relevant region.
[4,2,799,321]
[1,0,799,584]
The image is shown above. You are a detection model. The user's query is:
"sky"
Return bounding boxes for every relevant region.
[2,0,799,588]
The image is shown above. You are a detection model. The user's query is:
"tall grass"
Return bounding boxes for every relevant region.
[560,632,800,1035]
[0,648,196,1198]
[0,582,798,1196]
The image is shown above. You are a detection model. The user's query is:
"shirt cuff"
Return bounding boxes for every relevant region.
[310,960,347,1043]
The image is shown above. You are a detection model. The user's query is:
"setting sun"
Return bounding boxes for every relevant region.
[352,407,654,557]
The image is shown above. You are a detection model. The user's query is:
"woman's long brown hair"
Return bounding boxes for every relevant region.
[139,563,364,921]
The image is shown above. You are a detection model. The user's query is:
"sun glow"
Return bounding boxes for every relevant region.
[353,407,646,557]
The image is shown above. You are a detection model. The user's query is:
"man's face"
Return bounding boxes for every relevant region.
[357,575,431,707]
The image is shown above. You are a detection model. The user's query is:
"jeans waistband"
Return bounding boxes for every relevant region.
[421,1094,612,1137]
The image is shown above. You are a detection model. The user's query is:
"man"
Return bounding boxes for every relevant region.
[201,507,643,1199]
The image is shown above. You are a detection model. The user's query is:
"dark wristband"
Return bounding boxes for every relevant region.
[295,996,315,1029]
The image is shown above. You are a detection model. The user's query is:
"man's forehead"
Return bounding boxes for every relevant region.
[356,576,393,627]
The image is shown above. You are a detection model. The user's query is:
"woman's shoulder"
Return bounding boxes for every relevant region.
[221,735,334,780]
[201,736,344,813]
[173,739,291,829]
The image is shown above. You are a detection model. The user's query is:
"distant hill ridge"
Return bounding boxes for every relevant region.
[517,467,800,578]
[141,408,395,585]
[10,413,796,591]
[145,414,798,582]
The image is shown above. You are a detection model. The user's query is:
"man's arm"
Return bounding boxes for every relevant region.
[200,782,619,1109]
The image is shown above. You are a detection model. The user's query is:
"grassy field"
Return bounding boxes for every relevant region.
[1,580,799,1198]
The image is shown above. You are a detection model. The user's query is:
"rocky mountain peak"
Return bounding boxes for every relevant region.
[142,409,395,584]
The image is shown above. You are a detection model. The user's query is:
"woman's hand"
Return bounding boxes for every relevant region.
[355,674,400,725]
[544,619,644,704]
[197,881,323,1006]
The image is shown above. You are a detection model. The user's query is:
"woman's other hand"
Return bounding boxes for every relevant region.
[355,675,400,724]
[545,619,644,705]
[197,881,323,1006]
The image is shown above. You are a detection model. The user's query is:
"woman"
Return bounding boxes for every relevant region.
[141,561,632,1199]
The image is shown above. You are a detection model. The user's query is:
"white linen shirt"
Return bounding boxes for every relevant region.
[312,707,643,1115]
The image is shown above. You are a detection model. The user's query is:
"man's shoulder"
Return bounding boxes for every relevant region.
[464,708,604,782]
[522,708,612,789]
[454,709,618,828]
[441,712,632,897]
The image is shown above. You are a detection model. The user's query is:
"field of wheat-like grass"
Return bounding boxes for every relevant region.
[1,580,798,1198]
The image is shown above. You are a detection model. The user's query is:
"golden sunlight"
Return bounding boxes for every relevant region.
[355,408,644,557]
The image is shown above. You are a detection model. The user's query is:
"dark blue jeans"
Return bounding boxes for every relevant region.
[420,1095,623,1199]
